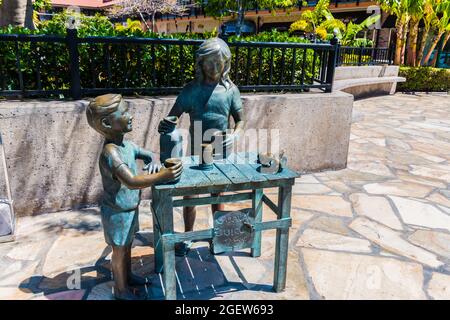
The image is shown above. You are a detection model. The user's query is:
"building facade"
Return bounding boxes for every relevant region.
[153,1,394,48]
[45,0,395,48]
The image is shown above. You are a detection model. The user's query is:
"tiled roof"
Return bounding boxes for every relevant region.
[51,0,121,9]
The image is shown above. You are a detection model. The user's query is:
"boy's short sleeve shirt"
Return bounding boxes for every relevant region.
[99,141,141,212]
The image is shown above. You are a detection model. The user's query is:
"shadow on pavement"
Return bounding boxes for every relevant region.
[18,231,273,300]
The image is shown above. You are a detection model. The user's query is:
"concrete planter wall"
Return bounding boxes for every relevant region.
[0,91,353,216]
[334,66,405,99]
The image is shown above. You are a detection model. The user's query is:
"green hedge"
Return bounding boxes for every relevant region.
[228,30,318,88]
[398,67,450,92]
[0,14,215,95]
[0,13,323,97]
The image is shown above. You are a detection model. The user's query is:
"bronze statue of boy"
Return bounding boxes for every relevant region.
[87,94,182,300]
[159,38,246,255]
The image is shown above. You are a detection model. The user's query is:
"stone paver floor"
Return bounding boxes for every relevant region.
[1,93,450,300]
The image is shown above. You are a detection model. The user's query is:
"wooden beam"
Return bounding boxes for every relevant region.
[162,229,214,244]
[172,192,253,207]
[262,194,279,215]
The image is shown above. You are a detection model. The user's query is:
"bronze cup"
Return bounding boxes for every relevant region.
[213,131,232,160]
[164,157,181,168]
[164,158,182,183]
[199,143,214,170]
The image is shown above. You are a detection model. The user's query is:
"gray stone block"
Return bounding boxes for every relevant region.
[0,91,353,216]
[0,201,12,236]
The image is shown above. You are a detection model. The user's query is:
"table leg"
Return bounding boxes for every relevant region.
[151,206,163,273]
[152,189,176,299]
[251,188,263,257]
[273,185,292,292]
[162,238,177,300]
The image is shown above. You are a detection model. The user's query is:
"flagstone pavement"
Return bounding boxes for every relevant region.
[1,93,450,300]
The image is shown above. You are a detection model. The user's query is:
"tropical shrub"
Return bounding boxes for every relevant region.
[398,66,450,92]
[0,16,323,97]
[0,12,216,96]
[289,0,380,47]
[228,30,321,89]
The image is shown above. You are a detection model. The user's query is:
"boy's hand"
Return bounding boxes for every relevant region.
[157,162,183,183]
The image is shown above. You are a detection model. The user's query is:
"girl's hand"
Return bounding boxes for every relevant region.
[144,162,162,174]
[158,120,172,134]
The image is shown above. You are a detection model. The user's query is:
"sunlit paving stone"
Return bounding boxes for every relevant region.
[408,230,450,260]
[349,193,403,230]
[296,175,321,184]
[0,261,39,287]
[292,183,333,194]
[349,217,444,269]
[293,195,353,217]
[427,273,450,300]
[42,230,107,277]
[409,165,450,182]
[364,138,386,147]
[386,138,412,151]
[396,171,447,188]
[364,181,434,198]
[296,229,372,253]
[306,215,353,237]
[346,161,394,177]
[5,242,44,261]
[389,196,450,232]
[301,248,427,300]
[320,180,355,194]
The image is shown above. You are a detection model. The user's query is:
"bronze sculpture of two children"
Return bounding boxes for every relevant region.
[86,38,245,300]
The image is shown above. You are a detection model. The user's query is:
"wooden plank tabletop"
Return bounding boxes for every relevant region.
[154,152,299,191]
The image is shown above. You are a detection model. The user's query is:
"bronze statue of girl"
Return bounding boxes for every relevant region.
[159,38,246,255]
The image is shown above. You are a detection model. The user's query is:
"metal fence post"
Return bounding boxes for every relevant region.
[325,38,339,93]
[371,47,376,65]
[67,28,81,100]
[358,45,363,66]
[388,42,395,64]
[336,43,341,67]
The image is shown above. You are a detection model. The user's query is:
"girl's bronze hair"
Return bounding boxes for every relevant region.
[195,38,234,90]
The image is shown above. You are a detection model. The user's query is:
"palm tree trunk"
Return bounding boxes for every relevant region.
[406,18,420,66]
[138,10,151,31]
[400,20,409,65]
[394,21,405,65]
[0,0,23,26]
[24,0,34,29]
[423,31,444,66]
[0,0,34,28]
[151,12,156,33]
[430,32,449,67]
[417,28,431,66]
[442,31,450,55]
[235,0,245,38]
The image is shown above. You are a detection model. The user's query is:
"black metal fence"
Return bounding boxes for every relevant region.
[337,46,393,66]
[0,29,339,99]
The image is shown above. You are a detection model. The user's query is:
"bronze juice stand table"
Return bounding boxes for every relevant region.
[151,152,299,300]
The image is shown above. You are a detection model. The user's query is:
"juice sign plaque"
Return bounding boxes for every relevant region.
[213,209,255,254]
